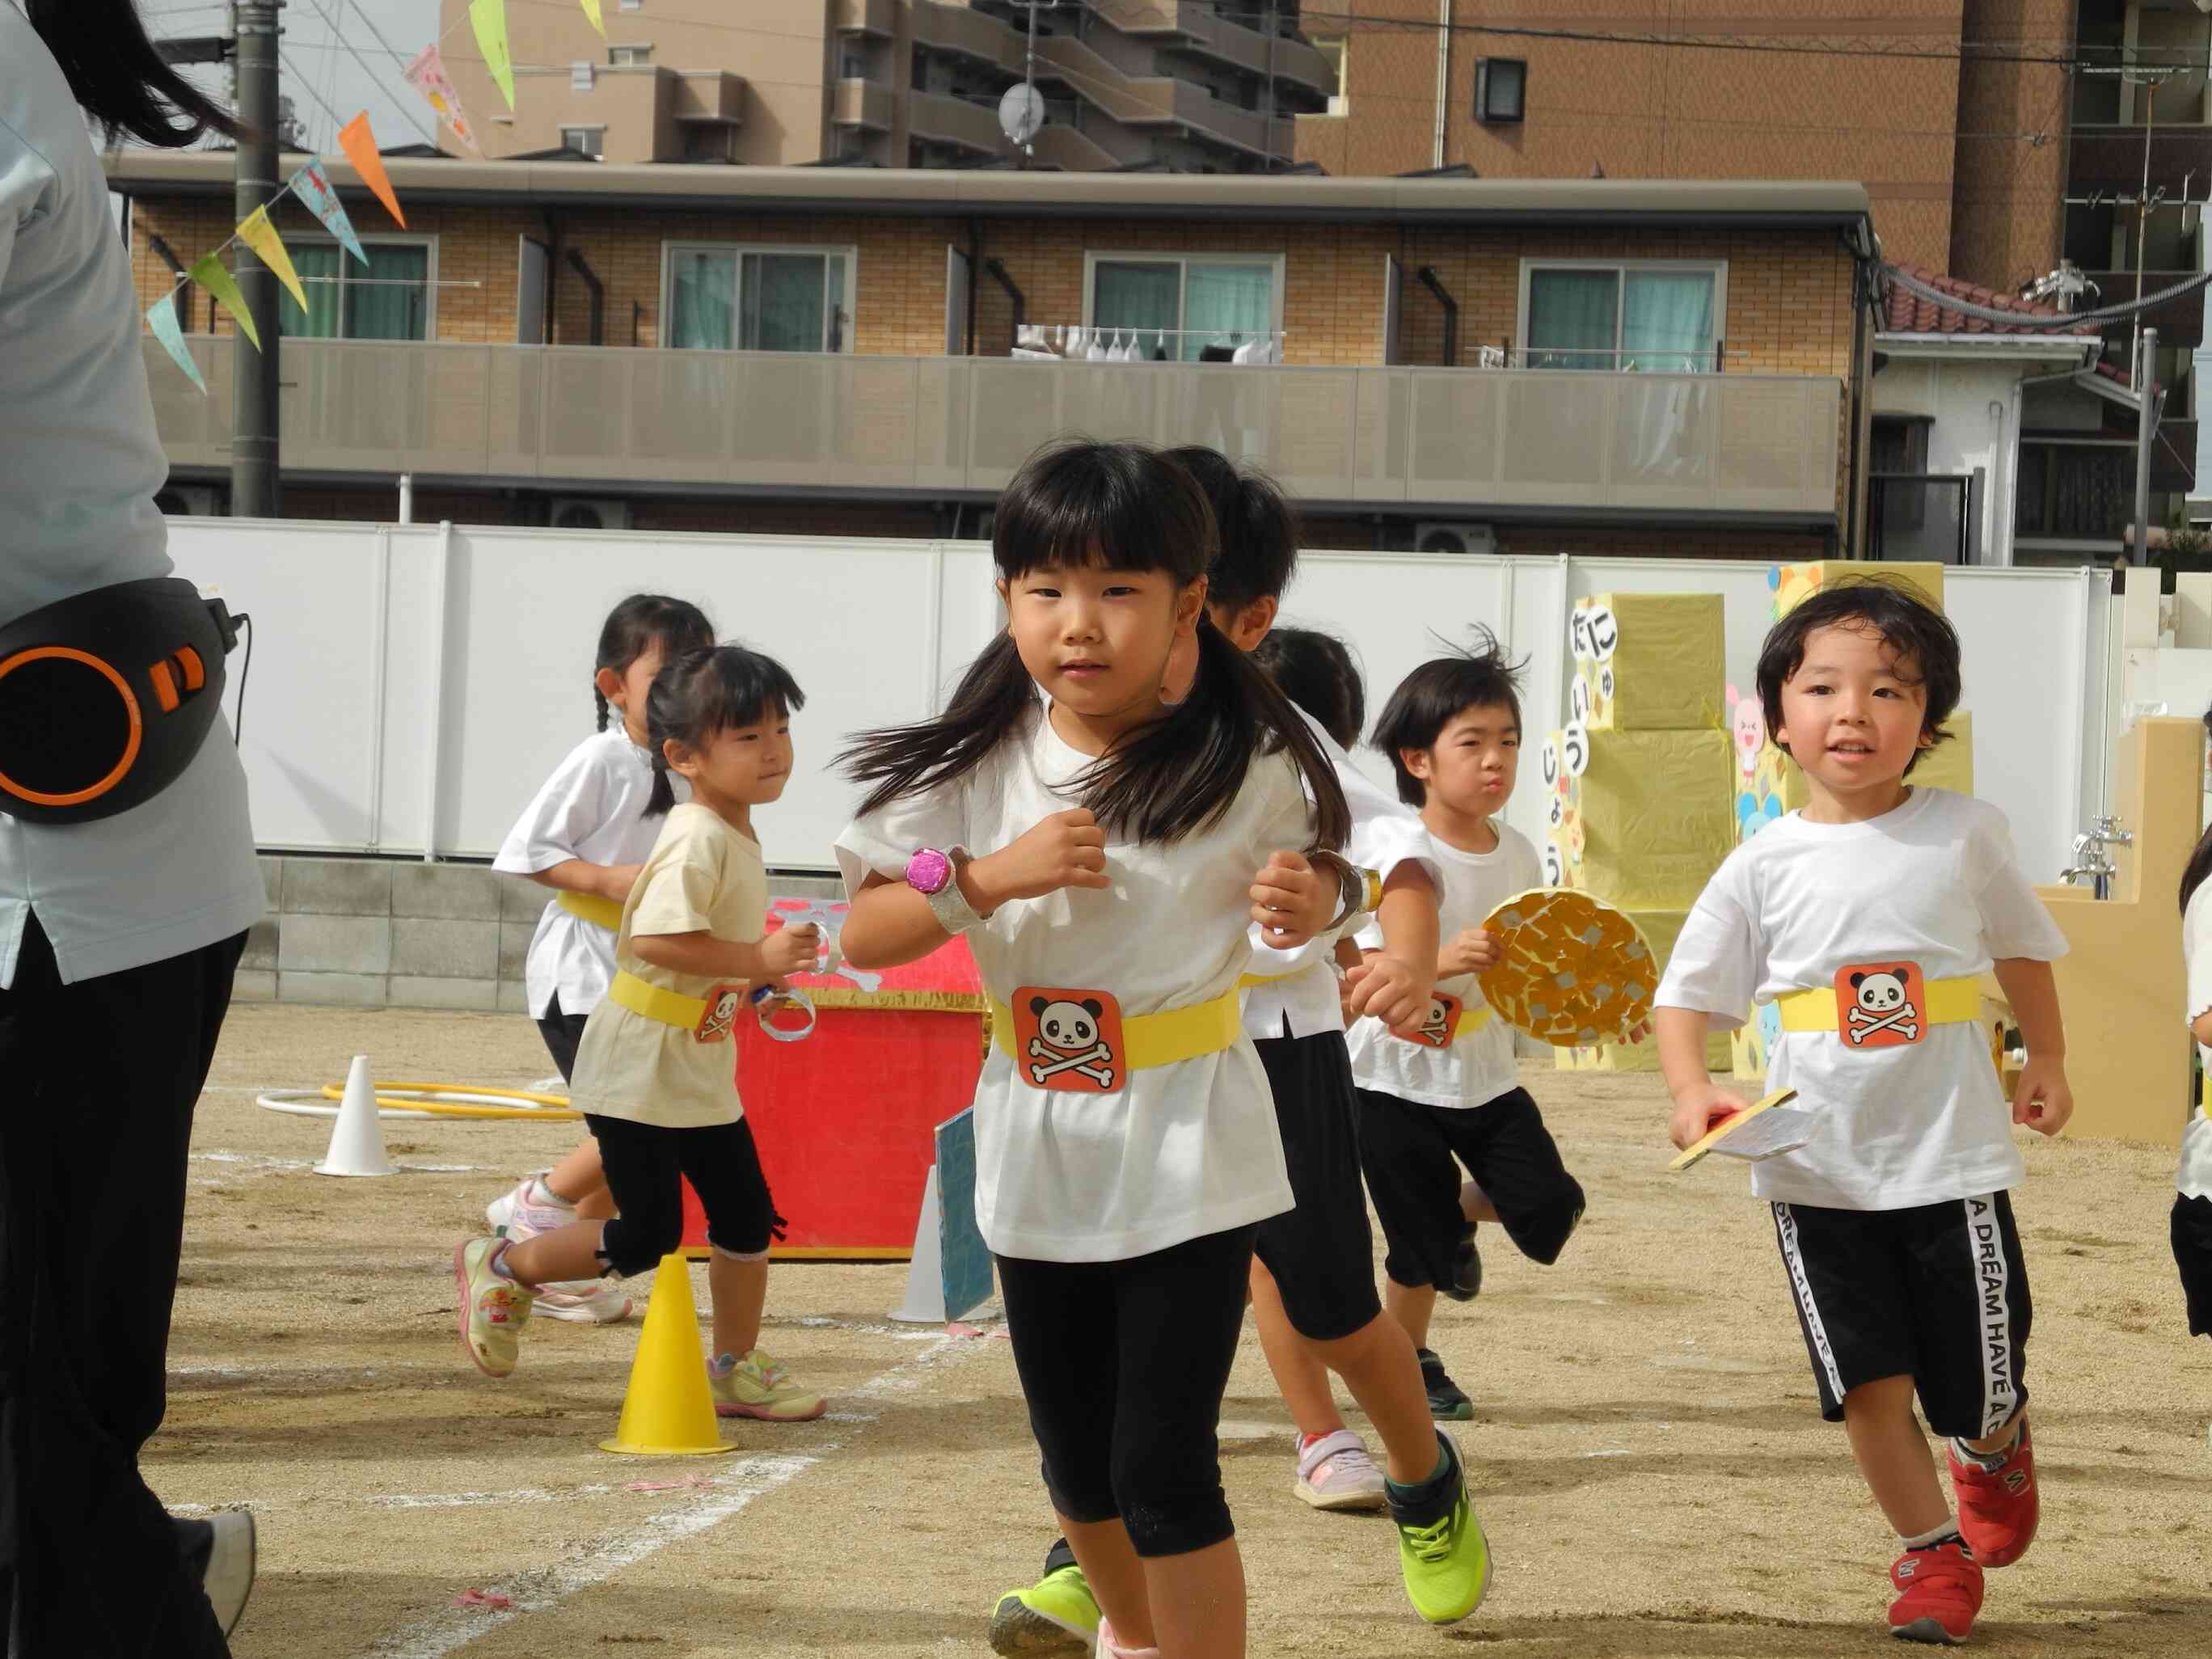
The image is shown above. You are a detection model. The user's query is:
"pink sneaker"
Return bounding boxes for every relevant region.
[534,1281,633,1323]
[484,1175,574,1240]
[1095,1618,1159,1659]
[1294,1429,1388,1511]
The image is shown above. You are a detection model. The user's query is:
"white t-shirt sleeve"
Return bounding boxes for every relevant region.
[835,769,975,901]
[1656,855,1758,1030]
[2186,882,2212,1030]
[493,738,617,876]
[1966,802,2068,961]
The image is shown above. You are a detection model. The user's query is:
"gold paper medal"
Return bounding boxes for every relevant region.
[1475,887,1656,1047]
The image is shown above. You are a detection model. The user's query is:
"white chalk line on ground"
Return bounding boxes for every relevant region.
[361,1328,1000,1658]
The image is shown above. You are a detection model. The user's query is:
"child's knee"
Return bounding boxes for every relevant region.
[597,1211,682,1277]
[1508,1182,1586,1267]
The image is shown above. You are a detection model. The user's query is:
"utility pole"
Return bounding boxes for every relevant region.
[2136,325,2159,574]
[230,2,283,519]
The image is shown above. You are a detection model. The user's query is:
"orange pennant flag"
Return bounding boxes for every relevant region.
[338,112,406,229]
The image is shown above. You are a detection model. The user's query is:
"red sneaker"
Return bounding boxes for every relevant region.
[1889,1541,1982,1644]
[1948,1420,2038,1568]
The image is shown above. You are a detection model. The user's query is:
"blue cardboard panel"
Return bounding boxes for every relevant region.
[934,1106,993,1321]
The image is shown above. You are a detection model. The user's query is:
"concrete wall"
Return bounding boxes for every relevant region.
[239,855,838,1011]
[1871,354,2023,563]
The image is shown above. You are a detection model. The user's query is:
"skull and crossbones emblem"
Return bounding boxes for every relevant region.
[1845,970,1919,1045]
[1416,996,1454,1045]
[1026,996,1117,1089]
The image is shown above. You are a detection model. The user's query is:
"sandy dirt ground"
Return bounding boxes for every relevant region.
[157,1005,2212,1658]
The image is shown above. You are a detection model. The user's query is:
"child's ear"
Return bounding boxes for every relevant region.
[1175,575,1209,635]
[1916,726,1936,751]
[1401,747,1433,781]
[594,665,625,705]
[663,737,699,780]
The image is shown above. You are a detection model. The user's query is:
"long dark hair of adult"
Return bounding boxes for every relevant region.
[28,0,246,148]
[841,440,1349,850]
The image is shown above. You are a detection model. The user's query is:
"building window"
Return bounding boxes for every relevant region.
[1475,57,1526,123]
[560,125,606,157]
[1518,260,1724,372]
[1870,416,1931,475]
[1311,34,1347,115]
[841,49,869,81]
[661,244,855,352]
[2015,442,2133,541]
[276,238,434,340]
[609,44,652,66]
[1084,251,1282,361]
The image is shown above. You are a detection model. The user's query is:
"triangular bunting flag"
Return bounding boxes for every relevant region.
[146,291,206,394]
[580,0,604,36]
[404,45,483,155]
[470,0,516,112]
[338,112,406,227]
[235,205,309,313]
[189,253,260,352]
[289,160,367,265]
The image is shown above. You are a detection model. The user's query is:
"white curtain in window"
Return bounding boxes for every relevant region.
[1526,268,1619,369]
[669,250,737,349]
[1180,262,1273,361]
[1622,271,1715,372]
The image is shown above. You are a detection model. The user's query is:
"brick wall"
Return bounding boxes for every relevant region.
[1948,0,2074,293]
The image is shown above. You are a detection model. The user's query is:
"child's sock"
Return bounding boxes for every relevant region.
[486,1239,518,1281]
[1902,1520,1968,1554]
[1949,1425,2018,1472]
[531,1176,576,1210]
[1382,1436,1456,1510]
[708,1350,738,1377]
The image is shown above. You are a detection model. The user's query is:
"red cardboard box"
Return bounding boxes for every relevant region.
[682,897,986,1260]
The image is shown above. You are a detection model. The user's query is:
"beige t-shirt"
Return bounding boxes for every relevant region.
[569,803,768,1129]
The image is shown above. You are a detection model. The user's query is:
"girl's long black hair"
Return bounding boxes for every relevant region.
[2183,708,2212,917]
[840,440,1349,850]
[595,593,714,732]
[27,0,245,147]
[645,644,805,817]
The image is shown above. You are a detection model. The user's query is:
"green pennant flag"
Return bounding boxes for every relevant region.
[471,0,516,111]
[189,251,260,352]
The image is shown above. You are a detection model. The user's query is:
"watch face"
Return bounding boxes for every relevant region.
[907,848,952,895]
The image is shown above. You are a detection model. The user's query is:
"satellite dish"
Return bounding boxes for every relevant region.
[998,82,1045,148]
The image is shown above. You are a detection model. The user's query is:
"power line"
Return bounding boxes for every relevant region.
[293,0,440,144]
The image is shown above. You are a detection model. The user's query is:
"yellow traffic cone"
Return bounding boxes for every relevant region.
[598,1255,738,1457]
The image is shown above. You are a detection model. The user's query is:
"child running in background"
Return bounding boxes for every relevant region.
[977,449,1490,1659]
[1347,637,1588,1422]
[1252,627,1364,756]
[1655,581,2071,1645]
[456,645,827,1425]
[486,594,715,1323]
[837,440,1363,1659]
[2172,754,2212,1355]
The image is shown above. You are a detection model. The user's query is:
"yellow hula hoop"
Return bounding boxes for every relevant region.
[313,1080,583,1122]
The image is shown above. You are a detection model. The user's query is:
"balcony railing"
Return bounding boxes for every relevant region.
[143,337,1843,517]
[1868,474,1970,564]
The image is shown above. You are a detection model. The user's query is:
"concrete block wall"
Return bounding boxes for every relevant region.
[241,855,841,1011]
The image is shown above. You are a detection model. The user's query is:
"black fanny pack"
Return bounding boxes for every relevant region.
[0,577,241,825]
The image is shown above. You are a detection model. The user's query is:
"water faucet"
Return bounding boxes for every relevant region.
[2059,815,2132,899]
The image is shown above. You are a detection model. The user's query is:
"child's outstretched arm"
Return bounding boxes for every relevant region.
[842,808,1110,969]
[1343,866,1439,1032]
[631,923,817,985]
[1990,957,2072,1136]
[1658,1006,1749,1150]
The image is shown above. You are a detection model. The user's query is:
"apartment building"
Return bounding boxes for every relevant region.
[436,0,1333,173]
[112,151,1872,562]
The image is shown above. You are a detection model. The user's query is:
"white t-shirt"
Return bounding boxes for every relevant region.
[1241,708,1439,1041]
[1346,821,1541,1108]
[568,804,767,1129]
[1658,787,2067,1211]
[2177,881,2212,1200]
[835,700,1310,1264]
[0,15,265,986]
[492,728,677,1019]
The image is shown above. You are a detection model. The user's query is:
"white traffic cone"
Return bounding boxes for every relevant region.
[316,1054,397,1177]
[888,1165,946,1323]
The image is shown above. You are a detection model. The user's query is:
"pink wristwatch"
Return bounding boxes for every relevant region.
[906,846,983,933]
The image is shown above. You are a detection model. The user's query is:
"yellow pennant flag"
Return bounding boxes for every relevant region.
[235,206,308,314]
[188,252,260,352]
[579,0,604,36]
[471,0,516,111]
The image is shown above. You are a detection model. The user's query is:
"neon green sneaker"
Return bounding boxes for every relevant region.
[987,1561,1100,1657]
[1389,1435,1492,1625]
[708,1348,825,1421]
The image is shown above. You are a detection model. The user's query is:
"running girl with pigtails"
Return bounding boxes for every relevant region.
[458,644,828,1424]
[485,594,716,1324]
[834,440,1357,1659]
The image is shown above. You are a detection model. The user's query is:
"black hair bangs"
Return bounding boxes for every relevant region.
[644,644,807,814]
[1370,628,1527,805]
[1754,580,1961,775]
[994,440,1216,588]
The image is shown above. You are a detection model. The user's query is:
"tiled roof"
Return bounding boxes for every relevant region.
[1881,264,2098,338]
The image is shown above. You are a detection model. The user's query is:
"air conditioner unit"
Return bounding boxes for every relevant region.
[154,484,224,517]
[550,496,631,531]
[1414,521,1496,557]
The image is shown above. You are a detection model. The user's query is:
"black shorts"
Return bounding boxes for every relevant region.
[535,989,590,1083]
[1250,1029,1384,1342]
[2173,1193,2212,1338]
[1353,1085,1585,1290]
[584,1112,783,1277]
[1771,1192,2032,1439]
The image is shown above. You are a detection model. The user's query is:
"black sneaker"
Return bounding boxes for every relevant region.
[1417,1347,1474,1420]
[1443,1222,1483,1302]
[176,1511,255,1637]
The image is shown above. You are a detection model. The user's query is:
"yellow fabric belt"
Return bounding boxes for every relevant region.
[1775,976,1982,1034]
[559,889,625,931]
[610,969,709,1030]
[990,990,1242,1072]
[1451,1006,1494,1041]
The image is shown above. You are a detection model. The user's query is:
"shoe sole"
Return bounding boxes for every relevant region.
[1429,1400,1475,1421]
[204,1511,255,1637]
[986,1594,1095,1657]
[452,1241,513,1380]
[715,1398,827,1422]
[1891,1616,1968,1644]
[1294,1477,1388,1512]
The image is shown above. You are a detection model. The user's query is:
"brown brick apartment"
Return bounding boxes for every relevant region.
[112,151,1875,560]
